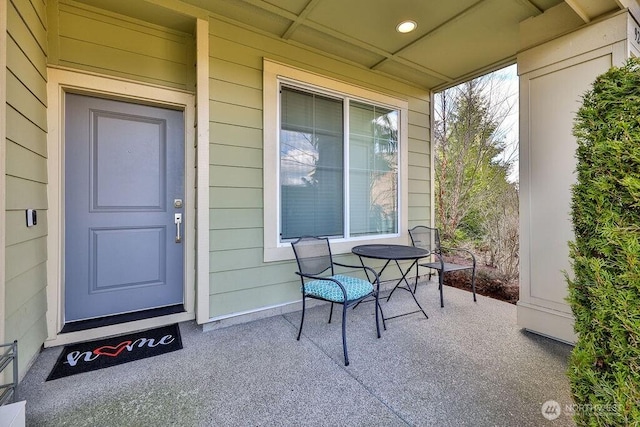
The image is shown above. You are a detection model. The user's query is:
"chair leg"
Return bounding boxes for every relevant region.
[297,296,306,341]
[471,267,477,302]
[341,303,349,366]
[439,270,445,308]
[376,298,387,331]
[328,302,334,324]
[374,293,381,338]
[413,265,420,293]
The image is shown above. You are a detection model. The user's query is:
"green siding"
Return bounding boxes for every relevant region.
[6,210,47,247]
[6,288,47,339]
[409,152,431,170]
[207,17,431,319]
[5,289,47,356]
[5,0,49,378]
[8,2,47,65]
[408,206,432,224]
[209,57,261,88]
[211,262,299,293]
[7,37,47,105]
[209,188,262,209]
[211,122,262,149]
[210,100,262,128]
[6,105,47,156]
[210,79,262,107]
[6,140,47,182]
[6,71,46,129]
[209,208,262,230]
[210,248,264,272]
[408,116,431,227]
[210,282,300,318]
[50,1,195,91]
[409,136,430,155]
[5,237,47,290]
[209,166,262,188]
[5,263,46,319]
[408,165,431,181]
[210,228,263,251]
[5,176,47,210]
[209,144,262,168]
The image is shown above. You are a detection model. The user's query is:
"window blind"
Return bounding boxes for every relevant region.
[280,86,344,239]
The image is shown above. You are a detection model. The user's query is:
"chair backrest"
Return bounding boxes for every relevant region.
[408,225,441,253]
[291,236,334,277]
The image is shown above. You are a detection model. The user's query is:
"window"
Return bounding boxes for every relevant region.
[280,85,399,241]
[264,59,408,261]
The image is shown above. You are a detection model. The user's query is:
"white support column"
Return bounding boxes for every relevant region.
[517,10,637,343]
[195,18,211,324]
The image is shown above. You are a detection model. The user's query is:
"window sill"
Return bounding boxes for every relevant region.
[264,234,409,263]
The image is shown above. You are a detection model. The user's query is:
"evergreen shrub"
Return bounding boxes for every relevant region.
[568,58,640,425]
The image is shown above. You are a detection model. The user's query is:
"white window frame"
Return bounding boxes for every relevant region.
[263,59,409,262]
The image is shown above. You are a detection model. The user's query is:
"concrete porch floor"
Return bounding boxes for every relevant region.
[18,281,576,426]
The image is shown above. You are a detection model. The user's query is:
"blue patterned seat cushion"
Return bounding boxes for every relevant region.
[303,275,374,302]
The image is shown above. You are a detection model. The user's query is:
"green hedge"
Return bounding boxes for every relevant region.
[568,58,640,425]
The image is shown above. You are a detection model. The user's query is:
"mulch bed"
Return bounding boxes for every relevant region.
[443,269,519,304]
[429,253,519,304]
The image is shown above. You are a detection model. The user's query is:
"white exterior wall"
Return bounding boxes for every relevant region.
[517,11,640,343]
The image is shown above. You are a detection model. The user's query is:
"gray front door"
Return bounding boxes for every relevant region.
[65,93,185,322]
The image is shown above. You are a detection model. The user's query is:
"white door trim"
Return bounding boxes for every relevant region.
[46,67,197,346]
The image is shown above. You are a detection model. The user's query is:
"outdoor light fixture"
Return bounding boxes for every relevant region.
[396,20,417,33]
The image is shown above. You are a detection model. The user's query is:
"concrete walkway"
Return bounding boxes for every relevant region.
[18,281,576,426]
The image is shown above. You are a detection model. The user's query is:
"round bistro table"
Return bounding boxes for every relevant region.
[352,244,430,321]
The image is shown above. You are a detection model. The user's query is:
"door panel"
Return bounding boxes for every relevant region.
[65,93,184,322]
[91,227,165,291]
[91,111,166,210]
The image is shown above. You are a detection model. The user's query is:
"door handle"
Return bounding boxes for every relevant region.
[174,213,182,243]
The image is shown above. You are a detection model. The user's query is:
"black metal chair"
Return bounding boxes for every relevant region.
[408,225,477,308]
[291,236,382,366]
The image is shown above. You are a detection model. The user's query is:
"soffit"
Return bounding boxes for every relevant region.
[564,0,623,22]
[72,0,625,90]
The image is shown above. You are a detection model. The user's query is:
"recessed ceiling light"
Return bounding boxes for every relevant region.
[396,20,417,33]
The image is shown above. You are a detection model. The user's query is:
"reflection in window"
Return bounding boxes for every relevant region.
[349,102,398,236]
[279,85,399,241]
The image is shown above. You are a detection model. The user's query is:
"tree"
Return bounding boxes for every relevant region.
[568,59,640,425]
[433,72,517,243]
[479,181,519,280]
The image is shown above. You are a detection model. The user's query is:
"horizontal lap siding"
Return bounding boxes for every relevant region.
[207,17,430,318]
[408,103,431,227]
[5,0,48,378]
[54,1,194,91]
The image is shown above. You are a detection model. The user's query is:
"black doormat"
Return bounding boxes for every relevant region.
[46,324,182,381]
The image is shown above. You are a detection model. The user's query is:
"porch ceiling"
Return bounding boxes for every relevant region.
[75,0,624,90]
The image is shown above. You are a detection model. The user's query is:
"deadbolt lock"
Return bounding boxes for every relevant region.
[174,199,183,208]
